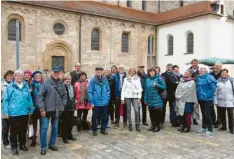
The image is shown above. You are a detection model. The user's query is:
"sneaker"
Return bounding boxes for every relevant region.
[205,131,213,136]
[4,144,11,149]
[114,123,119,129]
[197,128,207,133]
[92,131,98,136]
[48,145,58,151]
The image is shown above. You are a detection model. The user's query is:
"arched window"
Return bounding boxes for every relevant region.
[8,19,21,41]
[187,32,194,54]
[91,28,100,50]
[127,0,132,8]
[142,0,146,11]
[122,33,129,53]
[167,35,173,55]
[148,35,154,55]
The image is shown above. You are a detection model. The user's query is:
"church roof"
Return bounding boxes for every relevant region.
[12,1,218,25]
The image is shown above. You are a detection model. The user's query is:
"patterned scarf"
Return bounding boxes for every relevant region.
[31,79,43,106]
[79,80,88,104]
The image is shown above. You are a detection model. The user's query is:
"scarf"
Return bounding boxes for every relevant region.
[31,79,43,106]
[220,77,229,82]
[65,84,74,100]
[79,80,88,104]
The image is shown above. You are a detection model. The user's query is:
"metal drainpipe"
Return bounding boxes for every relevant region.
[155,27,158,66]
[79,15,83,64]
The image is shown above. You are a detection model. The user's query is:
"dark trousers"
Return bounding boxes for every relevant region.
[149,108,162,127]
[162,98,176,123]
[139,98,147,123]
[215,106,221,124]
[219,107,234,131]
[61,111,74,140]
[2,118,10,146]
[31,108,41,139]
[108,100,115,121]
[180,113,192,128]
[200,101,213,132]
[77,109,89,128]
[115,97,127,123]
[92,106,108,132]
[211,104,216,125]
[9,115,29,149]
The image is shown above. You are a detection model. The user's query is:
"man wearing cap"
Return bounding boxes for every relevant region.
[210,62,222,128]
[39,66,67,155]
[137,65,148,126]
[70,63,83,85]
[88,67,110,136]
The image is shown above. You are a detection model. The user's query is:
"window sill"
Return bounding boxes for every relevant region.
[184,52,193,55]
[165,54,173,56]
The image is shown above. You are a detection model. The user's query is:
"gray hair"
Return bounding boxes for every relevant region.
[64,74,71,80]
[14,70,24,76]
[199,66,210,73]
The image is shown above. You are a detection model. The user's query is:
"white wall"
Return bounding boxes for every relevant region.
[157,17,206,73]
[157,15,234,75]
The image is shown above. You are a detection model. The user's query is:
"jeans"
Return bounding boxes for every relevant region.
[2,118,10,146]
[9,115,29,149]
[108,100,115,121]
[219,107,234,131]
[40,116,58,150]
[92,106,108,132]
[115,97,127,123]
[125,98,140,125]
[149,108,162,127]
[200,101,213,132]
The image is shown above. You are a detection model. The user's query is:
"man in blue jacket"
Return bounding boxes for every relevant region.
[88,67,110,136]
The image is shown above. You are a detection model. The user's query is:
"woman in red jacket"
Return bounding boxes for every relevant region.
[74,72,91,132]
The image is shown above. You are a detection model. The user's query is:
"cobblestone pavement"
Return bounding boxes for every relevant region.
[2,113,234,159]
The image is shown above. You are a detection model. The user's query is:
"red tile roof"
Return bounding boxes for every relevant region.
[11,1,217,25]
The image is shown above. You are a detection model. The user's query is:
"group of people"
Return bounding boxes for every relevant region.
[1,59,234,156]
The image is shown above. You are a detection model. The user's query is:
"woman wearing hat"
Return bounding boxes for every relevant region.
[2,70,34,155]
[30,71,44,147]
[24,70,32,87]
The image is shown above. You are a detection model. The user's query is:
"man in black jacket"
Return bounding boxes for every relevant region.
[161,64,180,127]
[70,63,83,85]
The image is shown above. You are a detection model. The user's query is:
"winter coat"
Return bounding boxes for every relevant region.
[70,70,82,85]
[64,84,75,111]
[74,80,91,110]
[1,81,11,102]
[114,72,127,97]
[106,74,116,102]
[38,77,67,113]
[121,75,142,100]
[196,73,217,101]
[214,78,234,108]
[144,75,166,108]
[161,71,180,100]
[189,66,199,79]
[88,76,110,106]
[31,80,44,107]
[210,71,221,80]
[137,71,147,91]
[2,80,34,117]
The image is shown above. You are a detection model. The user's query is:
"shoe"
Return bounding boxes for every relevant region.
[19,145,29,151]
[48,145,58,151]
[197,128,207,133]
[31,139,36,147]
[218,127,227,131]
[63,139,69,144]
[77,126,82,132]
[177,126,185,132]
[205,131,213,136]
[114,122,119,129]
[93,131,97,136]
[68,136,76,141]
[143,122,149,126]
[214,121,221,128]
[193,119,199,125]
[12,148,18,155]
[230,130,233,134]
[111,120,115,124]
[101,129,108,135]
[160,123,164,129]
[148,125,155,131]
[181,127,191,133]
[129,124,133,131]
[41,149,47,155]
[136,125,141,132]
[4,144,11,149]
[152,126,160,132]
[57,133,62,137]
[123,122,127,128]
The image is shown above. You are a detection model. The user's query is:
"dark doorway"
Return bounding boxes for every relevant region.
[52,56,64,71]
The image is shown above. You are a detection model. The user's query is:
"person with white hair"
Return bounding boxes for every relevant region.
[2,70,35,155]
[197,67,217,136]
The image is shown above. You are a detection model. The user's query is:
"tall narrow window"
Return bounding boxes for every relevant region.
[220,4,224,14]
[142,0,146,11]
[127,0,132,8]
[91,28,100,50]
[167,35,173,55]
[180,0,184,7]
[8,19,21,41]
[148,35,154,55]
[122,33,129,53]
[187,32,194,54]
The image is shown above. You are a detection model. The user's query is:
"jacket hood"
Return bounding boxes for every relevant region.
[3,80,11,86]
[198,73,209,79]
[12,80,27,88]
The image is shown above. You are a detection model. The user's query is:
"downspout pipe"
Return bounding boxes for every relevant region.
[79,15,83,63]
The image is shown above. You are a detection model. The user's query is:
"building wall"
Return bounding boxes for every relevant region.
[1,2,155,77]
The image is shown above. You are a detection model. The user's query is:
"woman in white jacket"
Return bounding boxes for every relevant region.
[214,69,234,134]
[121,68,142,132]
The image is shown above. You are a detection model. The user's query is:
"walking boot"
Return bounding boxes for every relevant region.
[153,126,160,132]
[30,138,36,147]
[129,124,133,131]
[114,122,119,129]
[136,124,141,132]
[193,119,199,125]
[148,124,155,131]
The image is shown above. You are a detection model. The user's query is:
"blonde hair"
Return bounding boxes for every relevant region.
[64,74,72,80]
[128,68,136,75]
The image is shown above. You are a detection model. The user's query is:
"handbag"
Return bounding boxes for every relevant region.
[157,78,167,100]
[120,104,124,116]
[27,120,34,138]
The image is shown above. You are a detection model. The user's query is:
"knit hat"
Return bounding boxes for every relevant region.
[24,70,32,76]
[32,70,42,78]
